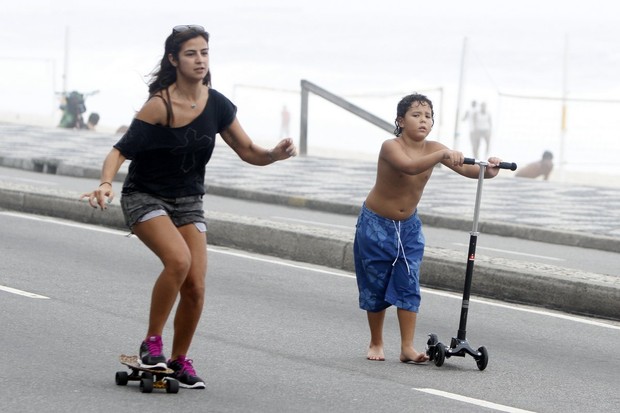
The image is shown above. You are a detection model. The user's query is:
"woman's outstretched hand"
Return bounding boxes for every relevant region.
[271,138,297,161]
[80,182,114,210]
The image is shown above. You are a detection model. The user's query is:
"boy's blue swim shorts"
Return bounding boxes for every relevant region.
[353,203,425,312]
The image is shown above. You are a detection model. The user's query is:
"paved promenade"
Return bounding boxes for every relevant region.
[0,122,619,320]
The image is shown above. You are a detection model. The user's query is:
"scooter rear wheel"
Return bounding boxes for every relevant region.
[426,333,439,360]
[434,343,446,367]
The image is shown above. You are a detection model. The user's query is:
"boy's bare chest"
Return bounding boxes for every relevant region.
[391,169,432,193]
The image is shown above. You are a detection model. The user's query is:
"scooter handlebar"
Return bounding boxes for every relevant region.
[498,161,518,171]
[463,157,517,171]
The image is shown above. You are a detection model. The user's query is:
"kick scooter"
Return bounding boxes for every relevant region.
[426,157,517,371]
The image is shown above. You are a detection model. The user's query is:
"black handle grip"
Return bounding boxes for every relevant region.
[499,162,517,171]
[463,158,517,170]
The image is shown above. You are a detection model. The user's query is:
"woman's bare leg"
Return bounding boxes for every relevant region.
[170,224,207,359]
[132,216,192,338]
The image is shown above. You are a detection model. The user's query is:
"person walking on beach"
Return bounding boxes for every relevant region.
[280,105,290,138]
[354,93,504,363]
[462,100,492,158]
[473,102,492,158]
[80,25,296,389]
[462,100,478,153]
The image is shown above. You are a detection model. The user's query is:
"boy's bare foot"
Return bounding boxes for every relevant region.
[400,347,429,364]
[367,344,385,361]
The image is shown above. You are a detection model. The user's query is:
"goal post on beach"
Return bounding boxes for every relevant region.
[454,35,620,181]
[494,92,620,175]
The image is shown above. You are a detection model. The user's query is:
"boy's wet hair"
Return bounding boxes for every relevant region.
[394,93,434,136]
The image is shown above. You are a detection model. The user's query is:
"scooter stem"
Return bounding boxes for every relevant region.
[471,161,487,233]
[457,161,487,341]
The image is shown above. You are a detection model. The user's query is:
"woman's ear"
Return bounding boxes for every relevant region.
[168,53,177,67]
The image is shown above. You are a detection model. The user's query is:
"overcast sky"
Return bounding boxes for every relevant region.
[1,0,619,130]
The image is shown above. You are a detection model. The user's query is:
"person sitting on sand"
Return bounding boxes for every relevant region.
[516,151,554,180]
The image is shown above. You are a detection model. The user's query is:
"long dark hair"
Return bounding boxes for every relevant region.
[394,93,434,136]
[147,27,211,125]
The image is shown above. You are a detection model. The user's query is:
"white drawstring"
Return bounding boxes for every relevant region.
[392,220,411,275]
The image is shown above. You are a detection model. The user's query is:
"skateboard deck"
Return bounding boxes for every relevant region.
[119,354,173,373]
[116,354,179,393]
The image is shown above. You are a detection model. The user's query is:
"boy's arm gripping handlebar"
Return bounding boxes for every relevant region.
[464,157,517,171]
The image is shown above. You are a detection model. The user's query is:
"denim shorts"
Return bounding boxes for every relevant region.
[120,191,207,231]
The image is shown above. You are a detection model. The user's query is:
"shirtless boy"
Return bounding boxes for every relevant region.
[353,93,503,363]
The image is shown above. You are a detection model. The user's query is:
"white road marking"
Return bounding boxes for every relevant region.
[453,242,564,261]
[0,211,128,235]
[0,212,129,301]
[448,293,620,330]
[0,175,58,185]
[0,285,49,299]
[271,215,353,230]
[211,247,620,331]
[211,246,354,277]
[2,211,618,330]
[414,388,537,413]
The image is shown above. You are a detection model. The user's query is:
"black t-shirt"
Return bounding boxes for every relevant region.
[114,88,236,198]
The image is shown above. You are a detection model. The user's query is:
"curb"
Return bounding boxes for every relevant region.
[1,187,618,321]
[2,156,619,253]
[205,185,620,254]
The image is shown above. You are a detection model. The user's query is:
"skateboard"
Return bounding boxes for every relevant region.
[115,354,179,394]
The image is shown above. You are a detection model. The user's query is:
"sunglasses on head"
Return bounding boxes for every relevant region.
[172,25,208,36]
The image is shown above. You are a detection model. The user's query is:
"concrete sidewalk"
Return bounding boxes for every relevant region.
[0,122,619,321]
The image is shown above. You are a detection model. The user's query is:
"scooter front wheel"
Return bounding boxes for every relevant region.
[476,346,489,371]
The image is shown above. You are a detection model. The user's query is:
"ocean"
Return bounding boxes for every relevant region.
[1,0,619,181]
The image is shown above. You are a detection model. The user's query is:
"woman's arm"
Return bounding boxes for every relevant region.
[220,117,296,165]
[80,147,126,209]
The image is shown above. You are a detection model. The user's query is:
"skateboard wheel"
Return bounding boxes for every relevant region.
[166,379,180,394]
[140,377,154,393]
[115,371,129,386]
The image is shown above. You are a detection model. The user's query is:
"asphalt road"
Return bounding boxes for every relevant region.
[1,211,619,412]
[0,166,618,276]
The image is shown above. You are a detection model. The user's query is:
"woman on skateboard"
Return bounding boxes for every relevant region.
[81,25,296,389]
